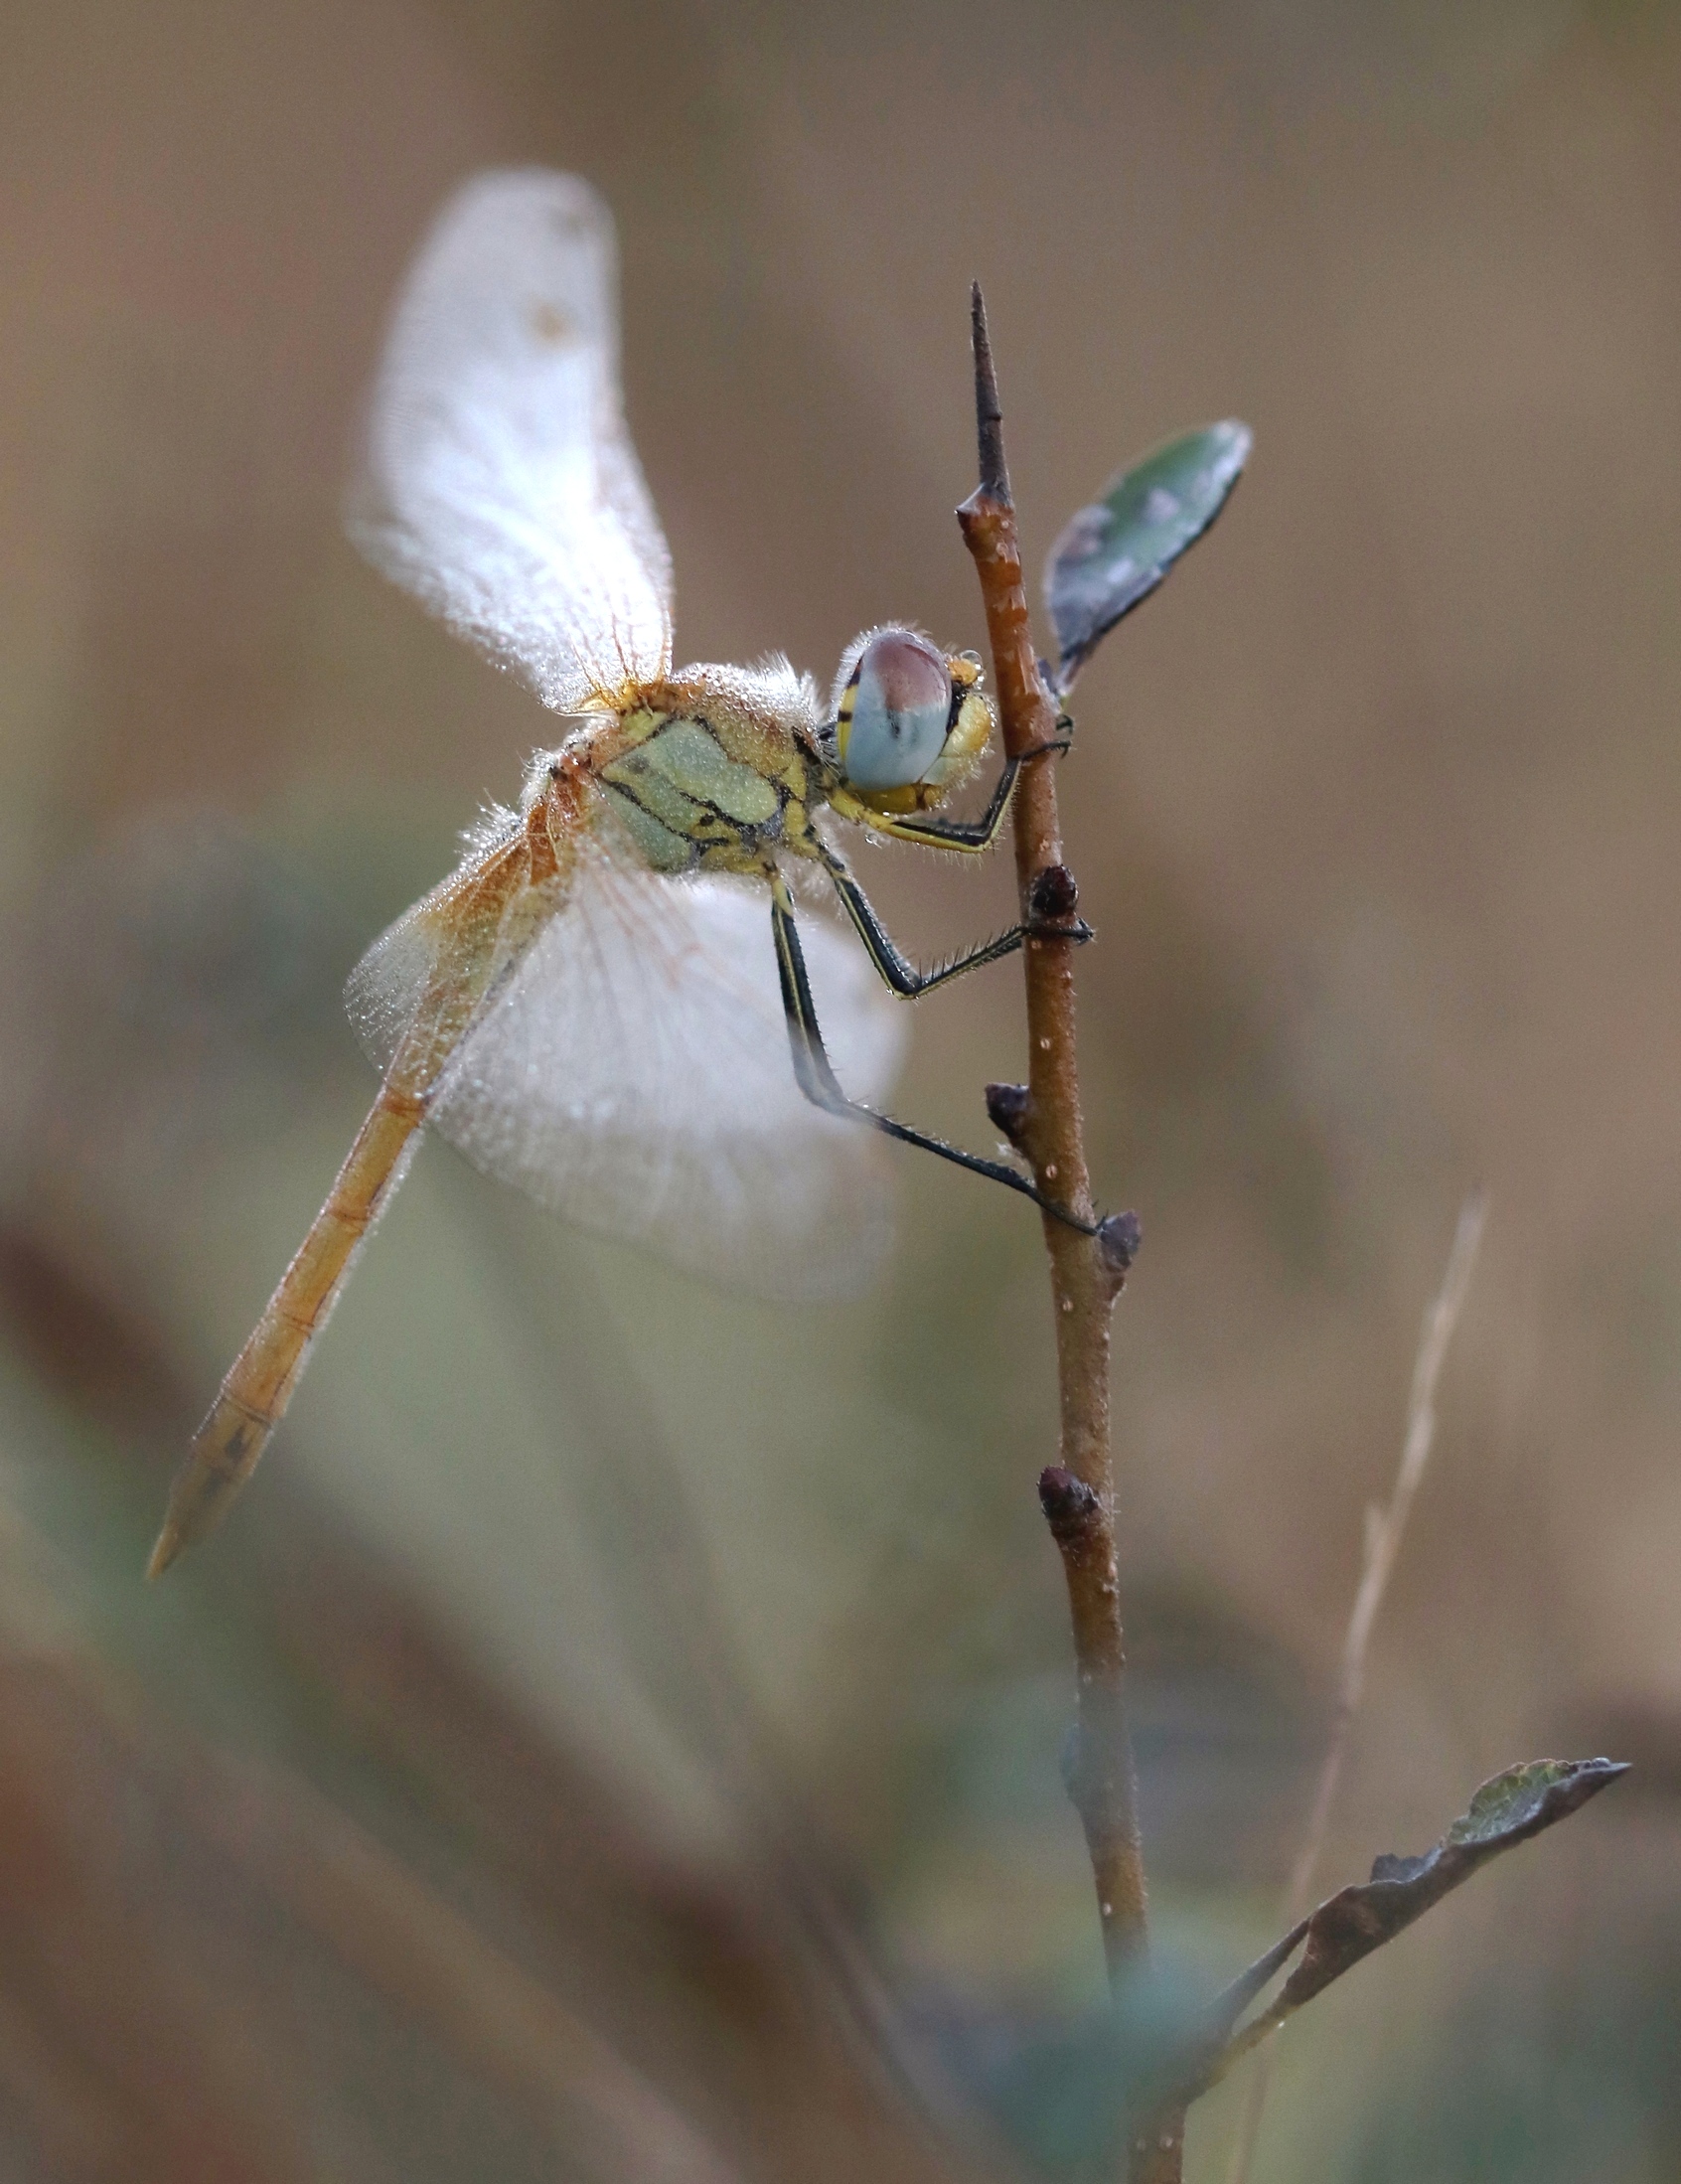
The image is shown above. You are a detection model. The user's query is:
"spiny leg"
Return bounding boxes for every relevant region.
[829,867,1024,996]
[832,716,1074,855]
[879,745,1023,852]
[767,872,1097,1235]
[816,839,1088,1001]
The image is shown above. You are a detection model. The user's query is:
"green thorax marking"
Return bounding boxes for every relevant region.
[598,711,801,874]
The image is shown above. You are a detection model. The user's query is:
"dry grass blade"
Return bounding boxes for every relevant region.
[1224,1189,1488,2183]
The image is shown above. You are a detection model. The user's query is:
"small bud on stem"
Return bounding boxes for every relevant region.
[985,1080,1033,1150]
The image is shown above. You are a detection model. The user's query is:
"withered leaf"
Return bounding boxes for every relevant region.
[1190,1757,1628,2096]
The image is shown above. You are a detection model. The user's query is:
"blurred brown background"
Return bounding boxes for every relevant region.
[0,0,1676,2177]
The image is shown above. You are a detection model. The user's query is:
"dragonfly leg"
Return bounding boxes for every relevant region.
[886,748,1021,852]
[818,843,1087,1000]
[850,718,1074,854]
[768,873,1098,1235]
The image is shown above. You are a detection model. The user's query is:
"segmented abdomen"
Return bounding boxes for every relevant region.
[147,1083,425,1575]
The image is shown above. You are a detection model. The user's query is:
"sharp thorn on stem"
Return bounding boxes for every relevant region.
[970,281,1010,505]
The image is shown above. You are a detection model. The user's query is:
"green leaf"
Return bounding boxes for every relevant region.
[1043,421,1251,691]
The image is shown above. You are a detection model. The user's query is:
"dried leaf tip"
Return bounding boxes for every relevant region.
[970,281,1010,505]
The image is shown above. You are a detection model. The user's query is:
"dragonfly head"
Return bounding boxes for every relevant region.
[829,626,994,816]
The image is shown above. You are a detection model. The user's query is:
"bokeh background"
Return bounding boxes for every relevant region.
[0,0,1677,2177]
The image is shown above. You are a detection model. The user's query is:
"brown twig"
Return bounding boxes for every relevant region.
[956,285,1148,1984]
[1224,1189,1487,2182]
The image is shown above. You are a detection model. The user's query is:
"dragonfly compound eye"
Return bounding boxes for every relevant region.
[837,628,955,793]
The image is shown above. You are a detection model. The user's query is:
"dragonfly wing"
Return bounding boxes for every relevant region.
[349,170,673,710]
[344,884,444,1077]
[344,808,529,1079]
[423,857,908,1300]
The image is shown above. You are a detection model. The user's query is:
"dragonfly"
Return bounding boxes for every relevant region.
[148,168,1092,1577]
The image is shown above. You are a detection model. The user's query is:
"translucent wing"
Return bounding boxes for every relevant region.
[349,169,673,710]
[348,833,907,1299]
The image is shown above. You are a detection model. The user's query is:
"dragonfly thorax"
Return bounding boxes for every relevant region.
[546,661,827,879]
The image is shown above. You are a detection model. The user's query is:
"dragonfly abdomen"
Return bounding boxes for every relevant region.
[146,1084,425,1576]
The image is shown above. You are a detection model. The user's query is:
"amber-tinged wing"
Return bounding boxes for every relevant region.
[347,839,907,1300]
[348,169,673,709]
